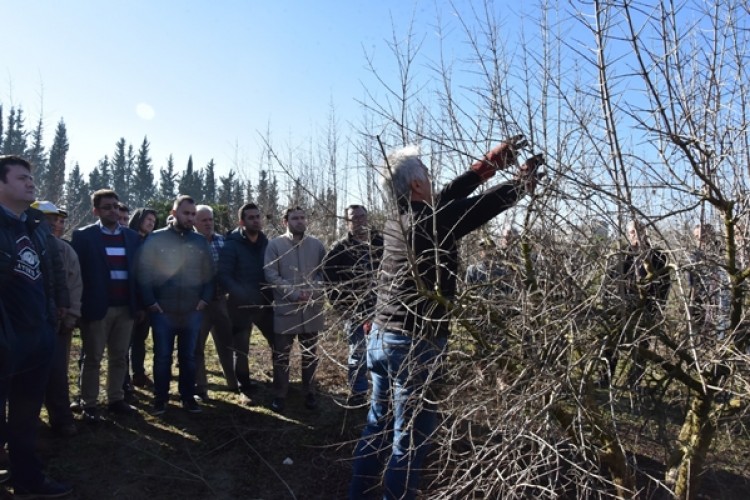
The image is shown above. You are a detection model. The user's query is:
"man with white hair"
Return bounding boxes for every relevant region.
[193,205,234,402]
[349,137,544,499]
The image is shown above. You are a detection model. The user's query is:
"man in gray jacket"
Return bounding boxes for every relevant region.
[137,195,213,416]
[264,206,326,412]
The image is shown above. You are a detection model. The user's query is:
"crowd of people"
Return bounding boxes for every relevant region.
[0,138,745,498]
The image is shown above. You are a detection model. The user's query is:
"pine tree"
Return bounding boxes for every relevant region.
[218,170,236,207]
[26,117,48,199]
[111,138,131,203]
[231,178,243,210]
[46,119,69,205]
[65,163,91,227]
[158,155,177,200]
[204,159,217,202]
[89,156,112,192]
[178,155,203,200]
[132,136,156,206]
[245,179,254,203]
[3,107,27,155]
[0,105,3,146]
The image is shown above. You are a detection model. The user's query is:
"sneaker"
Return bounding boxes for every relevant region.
[270,398,286,413]
[194,391,210,403]
[108,400,136,415]
[182,399,202,414]
[238,393,253,406]
[132,372,154,388]
[151,401,167,416]
[13,477,72,498]
[81,406,101,424]
[304,393,318,410]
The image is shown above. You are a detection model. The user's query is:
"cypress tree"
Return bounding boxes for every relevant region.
[3,107,27,155]
[178,155,203,200]
[132,136,156,206]
[65,162,91,227]
[89,156,112,192]
[204,159,217,202]
[26,117,48,199]
[111,138,131,204]
[159,155,177,200]
[46,119,69,205]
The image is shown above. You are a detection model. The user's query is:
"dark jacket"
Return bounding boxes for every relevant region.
[610,244,671,315]
[374,170,526,338]
[323,231,383,318]
[0,207,69,320]
[137,223,214,315]
[71,222,141,320]
[128,208,158,235]
[218,228,271,311]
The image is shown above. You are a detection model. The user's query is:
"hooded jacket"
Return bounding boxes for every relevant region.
[218,227,271,310]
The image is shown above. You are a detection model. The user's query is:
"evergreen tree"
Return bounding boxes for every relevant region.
[65,162,91,227]
[178,155,203,200]
[26,117,48,199]
[89,156,112,192]
[231,178,243,210]
[0,105,3,147]
[218,170,236,208]
[2,107,27,155]
[158,155,177,200]
[245,179,254,203]
[46,119,68,205]
[203,159,217,202]
[111,138,131,203]
[132,136,156,206]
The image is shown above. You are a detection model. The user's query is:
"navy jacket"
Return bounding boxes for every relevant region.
[71,223,141,321]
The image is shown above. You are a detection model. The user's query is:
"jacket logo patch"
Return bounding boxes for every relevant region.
[15,235,41,282]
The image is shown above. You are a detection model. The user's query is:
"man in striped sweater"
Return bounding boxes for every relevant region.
[72,189,142,423]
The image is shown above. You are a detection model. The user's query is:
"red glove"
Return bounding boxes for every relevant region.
[471,135,528,180]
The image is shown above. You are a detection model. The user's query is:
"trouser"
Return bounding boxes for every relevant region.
[272,331,318,399]
[129,315,151,377]
[345,320,369,395]
[44,327,74,428]
[195,298,234,393]
[230,307,274,394]
[0,325,55,490]
[151,311,203,403]
[80,306,134,407]
[349,326,447,500]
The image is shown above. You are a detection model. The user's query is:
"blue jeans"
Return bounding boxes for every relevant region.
[349,325,447,500]
[150,311,203,403]
[346,320,369,395]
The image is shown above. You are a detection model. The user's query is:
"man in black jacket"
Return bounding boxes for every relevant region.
[323,204,383,406]
[137,195,213,416]
[0,155,72,497]
[349,138,543,500]
[218,203,274,404]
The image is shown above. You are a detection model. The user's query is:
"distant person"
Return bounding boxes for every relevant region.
[349,138,543,499]
[264,207,326,413]
[125,208,158,390]
[686,222,730,335]
[0,155,73,497]
[137,195,213,416]
[72,189,141,422]
[118,202,130,227]
[322,204,382,406]
[193,205,234,402]
[32,200,82,437]
[219,203,275,404]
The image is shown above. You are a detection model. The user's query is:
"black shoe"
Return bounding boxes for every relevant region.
[182,399,202,414]
[82,407,100,424]
[270,398,286,413]
[69,399,83,414]
[108,400,136,415]
[194,391,210,403]
[51,423,78,437]
[13,477,73,498]
[304,393,318,410]
[151,401,167,416]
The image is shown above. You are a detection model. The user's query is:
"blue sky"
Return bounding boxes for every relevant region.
[2,1,461,178]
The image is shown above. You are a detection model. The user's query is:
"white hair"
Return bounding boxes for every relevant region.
[195,204,213,215]
[382,145,427,204]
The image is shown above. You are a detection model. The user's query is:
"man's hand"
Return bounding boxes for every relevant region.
[515,153,546,194]
[196,300,208,311]
[471,135,529,180]
[148,302,163,314]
